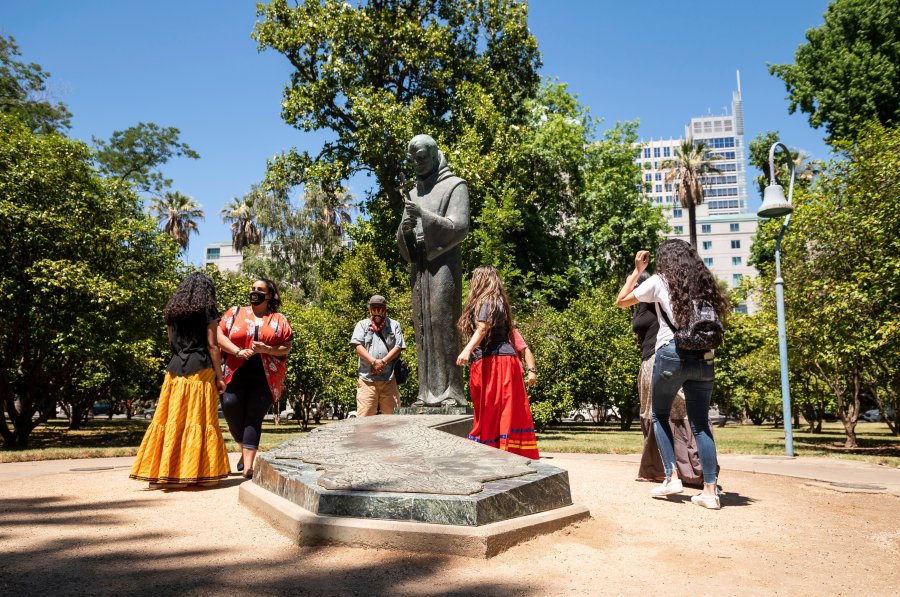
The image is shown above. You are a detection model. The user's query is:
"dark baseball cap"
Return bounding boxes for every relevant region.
[368,294,387,306]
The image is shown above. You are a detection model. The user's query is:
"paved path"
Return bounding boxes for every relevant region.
[553,452,900,496]
[1,452,898,596]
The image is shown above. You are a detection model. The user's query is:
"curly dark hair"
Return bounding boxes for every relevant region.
[656,239,730,327]
[255,278,282,313]
[163,272,218,322]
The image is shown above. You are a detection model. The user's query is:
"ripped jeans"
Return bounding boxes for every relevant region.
[651,342,719,485]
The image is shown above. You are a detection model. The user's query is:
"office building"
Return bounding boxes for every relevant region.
[637,72,758,301]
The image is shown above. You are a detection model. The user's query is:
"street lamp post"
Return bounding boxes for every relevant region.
[757,142,796,457]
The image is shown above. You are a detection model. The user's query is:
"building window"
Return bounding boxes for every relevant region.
[645,173,652,182]
[674,226,683,235]
[665,195,672,203]
[654,172,662,181]
[731,240,741,249]
[653,147,660,158]
[732,256,742,266]
[701,224,711,234]
[673,208,682,218]
[663,147,671,157]
[730,223,739,232]
[644,148,651,158]
[702,241,712,250]
[655,184,662,193]
[704,258,713,267]
[206,248,220,259]
[732,273,743,286]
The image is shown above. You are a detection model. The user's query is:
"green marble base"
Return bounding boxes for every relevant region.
[251,415,575,527]
[254,456,572,526]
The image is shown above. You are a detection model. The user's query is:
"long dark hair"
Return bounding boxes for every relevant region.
[655,239,729,327]
[457,265,514,341]
[163,272,217,321]
[255,277,282,313]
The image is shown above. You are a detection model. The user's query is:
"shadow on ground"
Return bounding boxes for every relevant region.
[0,494,526,596]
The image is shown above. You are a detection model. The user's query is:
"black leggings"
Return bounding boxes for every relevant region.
[222,362,272,449]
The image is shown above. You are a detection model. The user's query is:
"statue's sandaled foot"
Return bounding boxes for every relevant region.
[412,399,426,407]
[440,398,463,407]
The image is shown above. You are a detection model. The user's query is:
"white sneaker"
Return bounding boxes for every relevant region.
[691,493,721,510]
[650,477,684,497]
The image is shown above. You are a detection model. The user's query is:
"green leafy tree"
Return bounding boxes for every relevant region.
[520,287,640,431]
[573,121,668,284]
[660,139,722,248]
[769,0,900,143]
[148,191,204,250]
[242,183,353,299]
[0,35,71,133]
[780,121,900,445]
[0,115,181,446]
[747,132,820,276]
[93,122,199,194]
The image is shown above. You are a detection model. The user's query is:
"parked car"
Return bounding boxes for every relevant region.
[347,410,358,418]
[563,407,596,423]
[861,408,894,422]
[708,408,740,425]
[92,403,111,416]
[143,408,156,420]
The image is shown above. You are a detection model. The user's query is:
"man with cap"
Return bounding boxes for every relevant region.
[349,294,406,416]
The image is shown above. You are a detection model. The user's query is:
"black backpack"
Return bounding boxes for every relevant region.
[658,300,724,351]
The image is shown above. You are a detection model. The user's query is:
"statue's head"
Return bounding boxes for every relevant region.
[407,134,440,178]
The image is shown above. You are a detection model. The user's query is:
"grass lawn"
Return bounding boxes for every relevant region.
[539,421,900,467]
[0,417,314,463]
[2,418,898,468]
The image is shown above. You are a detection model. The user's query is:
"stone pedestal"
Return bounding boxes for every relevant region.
[395,405,473,416]
[240,415,590,557]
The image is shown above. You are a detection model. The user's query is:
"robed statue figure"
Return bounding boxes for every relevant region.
[397,134,469,406]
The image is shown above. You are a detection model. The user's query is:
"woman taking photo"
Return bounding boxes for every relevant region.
[616,240,729,509]
[456,266,539,460]
[632,270,703,486]
[130,272,230,488]
[218,278,293,479]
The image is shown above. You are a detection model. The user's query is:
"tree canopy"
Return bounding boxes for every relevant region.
[0,35,71,133]
[769,0,900,142]
[0,115,181,447]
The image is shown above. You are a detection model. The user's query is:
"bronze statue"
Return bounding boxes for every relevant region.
[397,135,469,406]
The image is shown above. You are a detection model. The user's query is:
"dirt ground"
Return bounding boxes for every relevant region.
[0,454,897,596]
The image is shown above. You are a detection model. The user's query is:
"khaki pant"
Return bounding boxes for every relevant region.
[356,378,400,416]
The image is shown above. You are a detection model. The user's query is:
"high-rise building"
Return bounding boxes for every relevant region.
[637,72,758,306]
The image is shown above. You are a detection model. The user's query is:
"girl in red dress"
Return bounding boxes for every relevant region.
[456,266,539,459]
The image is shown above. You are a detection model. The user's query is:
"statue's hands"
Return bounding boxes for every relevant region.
[404,199,422,219]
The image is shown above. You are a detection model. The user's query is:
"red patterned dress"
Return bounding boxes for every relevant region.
[467,310,539,460]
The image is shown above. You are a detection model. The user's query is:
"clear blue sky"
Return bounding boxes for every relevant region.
[1,0,831,266]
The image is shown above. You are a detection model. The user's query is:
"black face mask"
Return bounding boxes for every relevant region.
[249,291,268,305]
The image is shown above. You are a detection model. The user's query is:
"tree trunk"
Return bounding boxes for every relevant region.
[688,202,698,248]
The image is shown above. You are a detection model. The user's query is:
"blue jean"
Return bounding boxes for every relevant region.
[651,342,718,484]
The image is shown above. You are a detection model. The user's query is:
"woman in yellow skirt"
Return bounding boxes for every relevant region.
[130,272,231,488]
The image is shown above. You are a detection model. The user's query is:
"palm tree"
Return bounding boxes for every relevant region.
[221,191,262,252]
[307,185,353,237]
[660,139,723,248]
[148,191,204,250]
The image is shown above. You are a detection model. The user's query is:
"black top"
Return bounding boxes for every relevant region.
[166,307,220,376]
[232,353,267,386]
[471,300,517,362]
[632,302,659,361]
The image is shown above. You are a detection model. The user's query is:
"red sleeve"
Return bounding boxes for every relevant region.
[512,328,528,355]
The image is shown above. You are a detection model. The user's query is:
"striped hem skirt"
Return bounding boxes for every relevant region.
[129,368,230,484]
